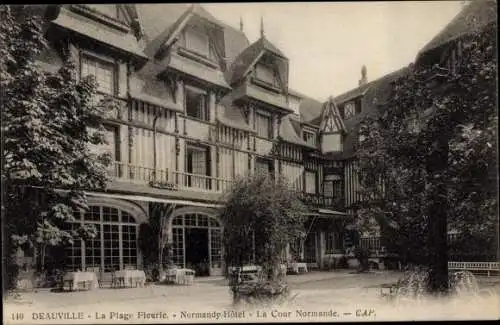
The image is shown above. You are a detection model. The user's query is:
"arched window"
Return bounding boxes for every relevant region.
[64,206,139,272]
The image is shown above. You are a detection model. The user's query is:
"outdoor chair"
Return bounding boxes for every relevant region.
[177,269,195,285]
[86,267,102,288]
[111,271,125,288]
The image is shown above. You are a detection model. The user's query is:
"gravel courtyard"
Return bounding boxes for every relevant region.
[4,271,499,323]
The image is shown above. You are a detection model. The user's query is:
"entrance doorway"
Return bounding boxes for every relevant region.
[171,213,223,276]
[304,232,317,266]
[185,228,210,276]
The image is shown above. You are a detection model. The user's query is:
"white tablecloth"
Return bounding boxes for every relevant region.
[114,270,146,287]
[288,262,308,273]
[165,268,195,285]
[63,272,99,291]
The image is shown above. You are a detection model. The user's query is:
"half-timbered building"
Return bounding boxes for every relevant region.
[32,4,355,276]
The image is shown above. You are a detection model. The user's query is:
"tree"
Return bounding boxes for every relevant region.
[220,173,306,301]
[356,20,497,294]
[1,7,114,291]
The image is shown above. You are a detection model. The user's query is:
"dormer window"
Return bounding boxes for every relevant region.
[344,101,356,119]
[303,130,316,146]
[184,27,210,58]
[344,102,356,120]
[343,99,362,119]
[255,63,279,88]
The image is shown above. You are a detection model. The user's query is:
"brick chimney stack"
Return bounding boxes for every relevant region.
[359,65,368,86]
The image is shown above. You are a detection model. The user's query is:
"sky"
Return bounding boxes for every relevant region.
[204,1,464,101]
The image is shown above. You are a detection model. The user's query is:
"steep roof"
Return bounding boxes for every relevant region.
[418,0,497,57]
[137,4,191,57]
[334,83,371,106]
[228,36,287,85]
[50,6,147,61]
[337,66,410,159]
[299,96,324,125]
[279,116,315,149]
[137,4,249,66]
[216,102,255,133]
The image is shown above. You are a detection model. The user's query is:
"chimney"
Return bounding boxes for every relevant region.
[359,65,368,86]
[240,17,244,32]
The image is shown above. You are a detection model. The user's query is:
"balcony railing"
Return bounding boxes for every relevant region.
[109,163,345,202]
[174,171,233,193]
[111,162,235,193]
[111,161,169,184]
[298,192,344,210]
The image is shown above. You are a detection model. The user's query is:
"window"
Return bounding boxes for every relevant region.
[103,125,120,162]
[344,101,356,119]
[324,174,342,202]
[255,157,274,178]
[81,55,116,95]
[64,206,138,272]
[303,130,316,146]
[255,63,279,87]
[304,171,317,194]
[185,86,209,121]
[186,144,211,189]
[88,124,120,167]
[185,28,210,57]
[255,112,272,139]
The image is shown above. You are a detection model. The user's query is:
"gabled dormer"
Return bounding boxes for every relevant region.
[319,97,346,153]
[228,24,292,115]
[46,4,148,69]
[156,6,226,68]
[147,4,230,92]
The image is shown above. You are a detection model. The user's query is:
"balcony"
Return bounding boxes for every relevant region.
[111,161,171,185]
[298,192,344,210]
[109,162,233,193]
[173,171,233,193]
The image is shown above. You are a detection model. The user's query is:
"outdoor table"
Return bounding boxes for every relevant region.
[113,270,146,288]
[288,262,308,274]
[165,268,195,285]
[228,265,262,283]
[177,269,195,285]
[63,272,99,291]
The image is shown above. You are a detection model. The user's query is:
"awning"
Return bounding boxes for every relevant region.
[85,191,224,209]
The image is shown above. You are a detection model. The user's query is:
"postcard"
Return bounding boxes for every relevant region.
[2,1,498,323]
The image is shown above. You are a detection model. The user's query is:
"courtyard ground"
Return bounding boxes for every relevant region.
[4,270,499,323]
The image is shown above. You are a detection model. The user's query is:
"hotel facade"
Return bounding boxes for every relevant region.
[23,2,495,276]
